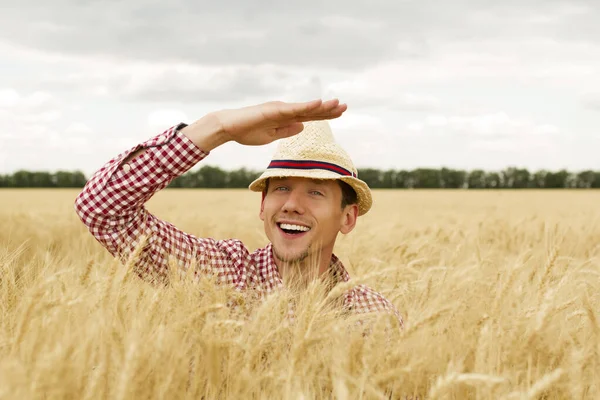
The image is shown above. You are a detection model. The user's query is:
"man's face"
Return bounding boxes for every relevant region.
[259,177,358,265]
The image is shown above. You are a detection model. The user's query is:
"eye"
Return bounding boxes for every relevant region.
[274,186,289,192]
[310,190,324,196]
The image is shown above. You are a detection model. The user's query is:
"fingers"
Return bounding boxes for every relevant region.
[321,98,342,111]
[274,122,305,138]
[295,104,347,122]
[277,99,323,118]
[306,100,346,117]
[304,98,341,115]
[278,98,343,119]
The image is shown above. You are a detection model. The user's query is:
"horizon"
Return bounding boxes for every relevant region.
[2,164,598,190]
[1,164,600,176]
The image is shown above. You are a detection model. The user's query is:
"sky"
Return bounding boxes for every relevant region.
[1,0,599,176]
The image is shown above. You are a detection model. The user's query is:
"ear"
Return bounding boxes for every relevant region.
[340,204,359,234]
[259,191,266,221]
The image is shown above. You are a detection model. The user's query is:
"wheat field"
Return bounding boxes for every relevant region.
[1,188,599,399]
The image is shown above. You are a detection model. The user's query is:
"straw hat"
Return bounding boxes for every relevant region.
[248,120,373,216]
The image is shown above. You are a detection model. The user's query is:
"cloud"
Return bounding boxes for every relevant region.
[0,89,20,107]
[407,111,561,139]
[65,122,93,135]
[147,109,189,132]
[0,89,62,131]
[581,92,600,110]
[6,18,600,108]
[468,137,557,152]
[2,0,597,72]
[0,88,58,111]
[329,112,387,134]
[352,38,600,92]
[27,61,327,104]
[0,88,95,171]
[0,2,406,69]
[125,66,324,103]
[326,78,441,111]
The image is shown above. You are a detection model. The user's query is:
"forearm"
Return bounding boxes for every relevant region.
[122,113,228,165]
[74,121,247,286]
[180,112,230,152]
[74,123,209,257]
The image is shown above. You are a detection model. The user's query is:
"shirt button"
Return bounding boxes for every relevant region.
[122,163,131,172]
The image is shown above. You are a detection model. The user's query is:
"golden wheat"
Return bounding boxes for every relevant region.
[1,188,600,399]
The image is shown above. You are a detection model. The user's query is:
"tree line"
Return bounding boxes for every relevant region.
[2,166,600,189]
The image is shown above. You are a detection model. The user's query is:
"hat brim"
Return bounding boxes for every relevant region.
[248,168,372,216]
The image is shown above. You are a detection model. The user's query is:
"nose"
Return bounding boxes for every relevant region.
[281,189,305,214]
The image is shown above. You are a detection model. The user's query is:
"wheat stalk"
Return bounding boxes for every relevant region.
[428,372,508,399]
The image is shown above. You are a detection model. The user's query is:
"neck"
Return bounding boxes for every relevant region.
[274,248,334,288]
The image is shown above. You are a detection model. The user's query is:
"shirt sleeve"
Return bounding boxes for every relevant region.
[74,123,247,286]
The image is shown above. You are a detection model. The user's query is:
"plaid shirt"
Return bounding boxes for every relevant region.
[74,124,403,327]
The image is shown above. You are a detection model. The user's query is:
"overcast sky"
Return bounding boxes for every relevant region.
[1,0,599,176]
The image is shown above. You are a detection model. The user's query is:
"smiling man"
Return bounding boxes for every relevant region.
[259,176,356,283]
[74,98,403,327]
[251,122,373,288]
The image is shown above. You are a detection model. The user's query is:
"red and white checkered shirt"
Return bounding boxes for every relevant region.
[74,124,403,327]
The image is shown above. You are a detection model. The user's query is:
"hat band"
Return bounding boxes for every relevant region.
[267,159,357,178]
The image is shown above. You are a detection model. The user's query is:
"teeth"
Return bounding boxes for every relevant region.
[280,223,310,232]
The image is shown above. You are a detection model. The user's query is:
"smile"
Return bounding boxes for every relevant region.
[277,222,311,238]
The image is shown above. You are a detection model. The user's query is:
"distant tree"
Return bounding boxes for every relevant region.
[544,170,569,188]
[514,168,531,188]
[3,174,15,187]
[593,172,600,188]
[54,171,71,187]
[34,172,53,187]
[381,170,397,188]
[440,168,466,188]
[168,175,185,188]
[467,170,486,189]
[500,167,516,188]
[566,172,579,188]
[576,170,597,188]
[484,172,501,188]
[532,170,547,188]
[54,171,87,187]
[72,171,88,187]
[12,170,31,187]
[4,166,600,189]
[396,170,412,188]
[228,168,260,188]
[499,167,531,188]
[188,170,205,188]
[170,169,199,188]
[412,168,441,188]
[198,165,227,188]
[357,168,383,189]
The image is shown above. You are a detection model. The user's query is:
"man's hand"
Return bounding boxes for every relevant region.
[215,98,347,146]
[182,99,347,151]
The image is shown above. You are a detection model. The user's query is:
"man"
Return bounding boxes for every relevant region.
[74,98,403,327]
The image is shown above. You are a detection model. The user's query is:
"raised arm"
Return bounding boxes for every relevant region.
[74,121,219,284]
[74,99,347,285]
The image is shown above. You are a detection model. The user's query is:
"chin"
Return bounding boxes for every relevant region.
[273,245,310,263]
